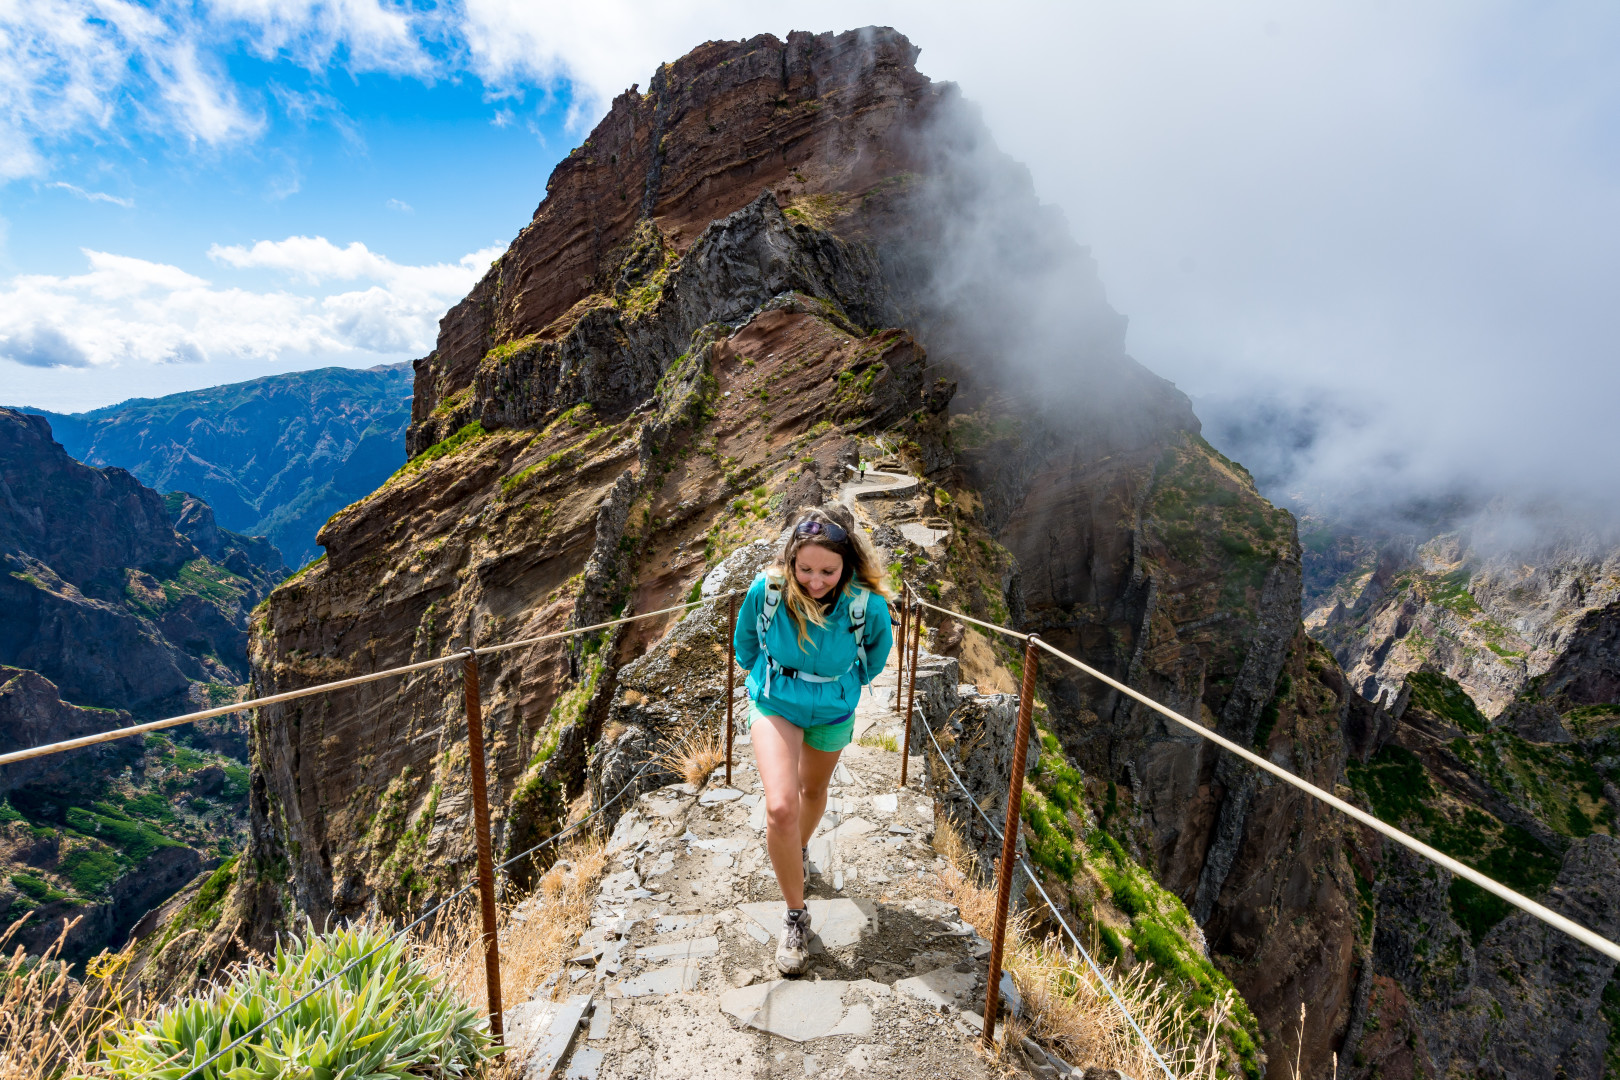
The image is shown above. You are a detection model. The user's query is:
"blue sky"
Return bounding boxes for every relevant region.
[3,2,1619,514]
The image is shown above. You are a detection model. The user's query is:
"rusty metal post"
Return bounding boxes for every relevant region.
[895,586,910,696]
[724,592,739,787]
[982,633,1040,1049]
[899,598,922,788]
[461,648,504,1044]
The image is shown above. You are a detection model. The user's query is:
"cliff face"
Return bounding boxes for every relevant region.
[408,29,934,453]
[1336,664,1620,1079]
[28,363,413,568]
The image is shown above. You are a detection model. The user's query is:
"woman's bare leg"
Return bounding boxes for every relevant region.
[752,712,808,909]
[796,743,844,848]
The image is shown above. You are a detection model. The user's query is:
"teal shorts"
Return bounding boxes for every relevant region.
[748,703,855,753]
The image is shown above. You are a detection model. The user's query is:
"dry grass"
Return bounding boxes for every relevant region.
[417,835,610,1009]
[857,730,900,752]
[0,915,128,1079]
[927,818,1234,1080]
[656,719,727,788]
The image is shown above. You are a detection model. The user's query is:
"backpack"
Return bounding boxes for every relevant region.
[757,568,870,699]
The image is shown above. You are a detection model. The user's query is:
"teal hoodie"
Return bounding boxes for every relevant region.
[732,572,894,727]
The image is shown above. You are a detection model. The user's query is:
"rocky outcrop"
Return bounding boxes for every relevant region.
[409,28,938,445]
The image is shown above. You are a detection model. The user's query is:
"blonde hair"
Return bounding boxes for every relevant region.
[774,504,895,647]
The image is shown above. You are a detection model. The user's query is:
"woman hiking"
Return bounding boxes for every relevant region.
[733,504,895,975]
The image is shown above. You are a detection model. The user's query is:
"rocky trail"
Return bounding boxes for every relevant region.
[500,653,1070,1080]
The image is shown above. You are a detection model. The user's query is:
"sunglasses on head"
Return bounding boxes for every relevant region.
[794,520,849,543]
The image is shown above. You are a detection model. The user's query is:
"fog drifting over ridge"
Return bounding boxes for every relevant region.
[4,1,1619,530]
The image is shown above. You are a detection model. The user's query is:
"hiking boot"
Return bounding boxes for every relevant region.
[776,907,812,976]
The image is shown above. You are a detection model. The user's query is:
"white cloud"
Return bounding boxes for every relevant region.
[0,0,436,178]
[386,197,412,212]
[0,240,499,372]
[46,180,133,207]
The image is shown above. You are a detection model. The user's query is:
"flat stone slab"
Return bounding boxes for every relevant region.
[505,993,591,1079]
[683,832,746,853]
[900,522,950,547]
[806,817,878,872]
[895,967,976,1010]
[719,979,871,1042]
[737,898,875,951]
[635,935,719,961]
[608,959,702,998]
[562,1047,603,1080]
[698,786,744,805]
[607,810,649,851]
[870,794,898,815]
[587,998,612,1040]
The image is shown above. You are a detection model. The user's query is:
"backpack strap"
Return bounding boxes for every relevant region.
[758,568,786,698]
[848,585,870,682]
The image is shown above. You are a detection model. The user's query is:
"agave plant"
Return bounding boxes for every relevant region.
[93,922,495,1079]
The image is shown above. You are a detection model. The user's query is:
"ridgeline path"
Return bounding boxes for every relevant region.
[502,653,1069,1080]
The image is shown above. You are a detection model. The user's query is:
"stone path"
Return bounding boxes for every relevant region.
[502,661,1067,1080]
[838,469,919,508]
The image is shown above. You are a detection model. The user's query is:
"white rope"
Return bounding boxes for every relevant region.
[909,594,1030,642]
[900,580,1620,965]
[1025,635,1620,965]
[914,706,1176,1080]
[0,592,738,769]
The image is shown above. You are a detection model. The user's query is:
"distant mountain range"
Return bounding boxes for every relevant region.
[21,363,413,568]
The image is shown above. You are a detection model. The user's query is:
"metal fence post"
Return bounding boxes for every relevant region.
[895,586,910,701]
[461,648,504,1044]
[982,633,1040,1049]
[724,592,738,787]
[900,597,922,788]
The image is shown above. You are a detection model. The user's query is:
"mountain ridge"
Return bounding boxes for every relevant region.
[19,362,413,568]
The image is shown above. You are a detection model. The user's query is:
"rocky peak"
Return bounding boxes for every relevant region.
[412,27,938,440]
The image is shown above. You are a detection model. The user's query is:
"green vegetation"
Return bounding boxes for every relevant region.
[1348,739,1568,943]
[484,333,541,364]
[1087,829,1263,1077]
[393,421,489,481]
[1021,787,1076,878]
[1407,671,1488,733]
[95,923,495,1079]
[1428,568,1482,617]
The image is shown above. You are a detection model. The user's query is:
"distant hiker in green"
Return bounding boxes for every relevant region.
[857,459,868,481]
[733,503,894,975]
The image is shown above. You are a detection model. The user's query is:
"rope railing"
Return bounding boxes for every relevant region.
[897,582,1620,971]
[0,595,729,769]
